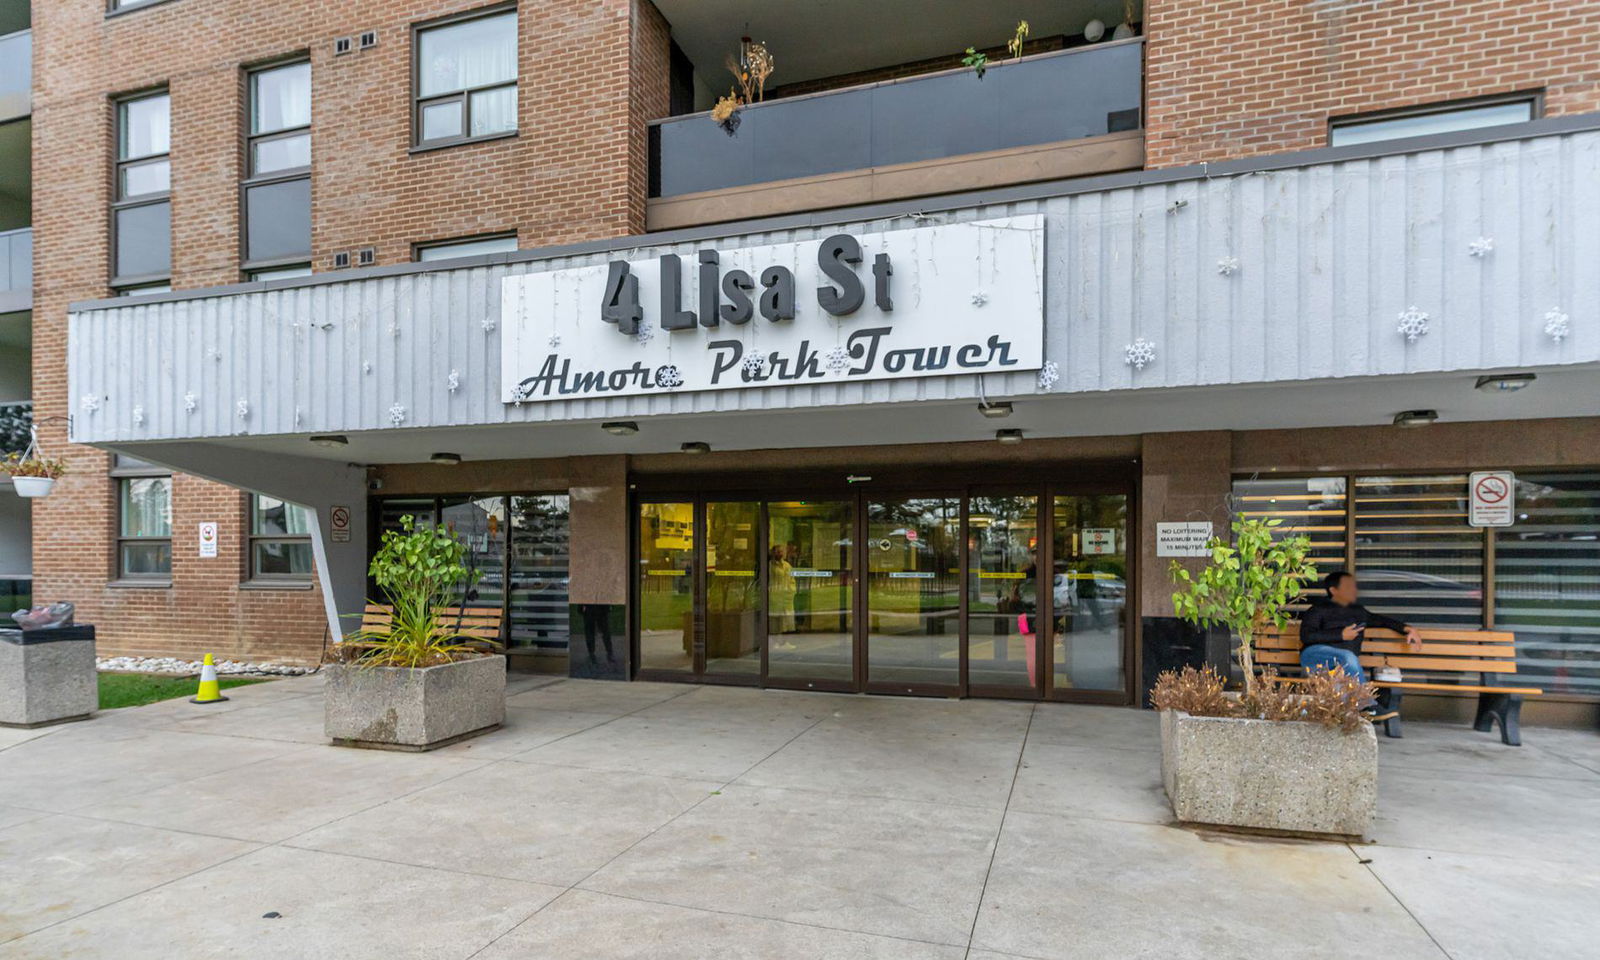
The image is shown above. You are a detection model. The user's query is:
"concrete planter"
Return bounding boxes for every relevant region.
[1159,709,1377,839]
[0,626,98,727]
[324,654,505,751]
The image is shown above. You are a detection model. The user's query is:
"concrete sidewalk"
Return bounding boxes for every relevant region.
[2,674,1596,959]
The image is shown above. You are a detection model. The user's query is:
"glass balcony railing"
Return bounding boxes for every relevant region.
[649,39,1143,199]
[0,228,29,312]
[0,29,29,123]
[0,401,31,458]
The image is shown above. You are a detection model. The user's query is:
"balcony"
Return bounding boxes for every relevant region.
[0,28,28,124]
[644,7,1144,231]
[0,227,28,314]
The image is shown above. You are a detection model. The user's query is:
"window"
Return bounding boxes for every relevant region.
[113,456,172,579]
[415,233,517,261]
[113,90,171,289]
[249,264,311,282]
[243,60,312,271]
[250,494,315,580]
[115,282,172,297]
[1330,96,1537,147]
[413,7,517,147]
[110,0,168,11]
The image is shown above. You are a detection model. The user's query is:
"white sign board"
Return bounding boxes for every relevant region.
[501,216,1045,402]
[197,522,218,558]
[1156,522,1214,557]
[329,505,352,543]
[1468,471,1515,527]
[1082,528,1116,555]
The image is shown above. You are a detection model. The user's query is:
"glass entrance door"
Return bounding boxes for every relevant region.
[967,494,1041,696]
[1049,493,1129,696]
[766,500,854,689]
[865,497,961,694]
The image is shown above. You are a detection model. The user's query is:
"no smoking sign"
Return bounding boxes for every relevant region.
[1468,471,1515,527]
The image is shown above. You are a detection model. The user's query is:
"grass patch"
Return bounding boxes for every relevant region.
[98,672,271,710]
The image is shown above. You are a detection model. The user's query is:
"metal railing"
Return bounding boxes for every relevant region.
[648,38,1143,199]
[0,228,30,312]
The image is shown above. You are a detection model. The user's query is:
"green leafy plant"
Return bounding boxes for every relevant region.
[334,515,489,669]
[1168,517,1318,696]
[2,453,67,479]
[962,47,989,80]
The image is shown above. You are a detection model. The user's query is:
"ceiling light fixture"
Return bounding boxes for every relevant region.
[601,421,639,436]
[680,441,711,455]
[978,401,1014,419]
[309,435,349,448]
[1392,409,1439,428]
[995,428,1024,444]
[430,452,462,465]
[1475,373,1536,394]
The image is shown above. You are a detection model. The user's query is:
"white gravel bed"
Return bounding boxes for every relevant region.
[97,656,314,677]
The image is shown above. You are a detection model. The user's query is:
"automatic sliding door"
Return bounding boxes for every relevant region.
[766,500,854,687]
[705,501,761,678]
[967,495,1041,695]
[1050,493,1129,695]
[638,502,695,675]
[865,497,961,692]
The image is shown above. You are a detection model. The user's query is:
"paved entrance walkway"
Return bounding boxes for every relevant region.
[2,675,1597,958]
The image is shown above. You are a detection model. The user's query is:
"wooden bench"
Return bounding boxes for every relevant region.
[354,604,505,648]
[1256,623,1542,746]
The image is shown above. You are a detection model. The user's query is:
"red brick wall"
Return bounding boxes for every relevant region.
[1144,0,1600,167]
[30,0,672,662]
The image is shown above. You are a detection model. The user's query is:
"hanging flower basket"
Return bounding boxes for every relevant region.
[10,476,56,498]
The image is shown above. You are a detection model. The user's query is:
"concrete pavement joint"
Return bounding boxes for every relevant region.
[962,702,1036,960]
[1347,842,1457,960]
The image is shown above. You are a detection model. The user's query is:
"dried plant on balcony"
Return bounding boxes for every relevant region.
[710,92,742,136]
[726,40,774,103]
[1007,20,1030,60]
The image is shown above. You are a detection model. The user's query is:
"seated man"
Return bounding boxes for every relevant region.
[1299,571,1421,718]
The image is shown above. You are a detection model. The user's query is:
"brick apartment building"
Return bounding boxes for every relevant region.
[6,2,1599,721]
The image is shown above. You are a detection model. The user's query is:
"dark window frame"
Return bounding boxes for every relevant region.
[248,493,315,582]
[1328,90,1543,146]
[410,2,519,150]
[240,57,312,273]
[106,0,180,18]
[111,88,172,290]
[112,458,173,581]
[412,231,518,262]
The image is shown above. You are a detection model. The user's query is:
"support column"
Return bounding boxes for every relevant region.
[1138,432,1233,701]
[566,455,629,679]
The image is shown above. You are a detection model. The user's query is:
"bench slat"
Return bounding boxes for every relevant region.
[1255,637,1515,658]
[1265,625,1514,643]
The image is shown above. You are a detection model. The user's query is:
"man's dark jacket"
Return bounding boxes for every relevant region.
[1298,598,1410,656]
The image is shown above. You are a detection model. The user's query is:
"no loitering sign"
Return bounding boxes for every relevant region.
[1468,471,1515,527]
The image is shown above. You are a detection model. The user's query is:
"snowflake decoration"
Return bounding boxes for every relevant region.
[1124,338,1157,371]
[1544,307,1571,344]
[1397,306,1430,343]
[824,345,852,374]
[132,405,145,427]
[970,290,989,308]
[80,394,101,414]
[509,383,531,403]
[363,362,373,375]
[205,347,222,363]
[387,402,407,426]
[183,392,198,414]
[481,316,497,333]
[447,369,461,393]
[236,398,250,421]
[293,407,303,427]
[1217,256,1241,276]
[387,321,400,338]
[1036,361,1060,391]
[634,321,655,346]
[1468,236,1494,258]
[740,352,767,376]
[655,364,684,389]
[547,334,561,349]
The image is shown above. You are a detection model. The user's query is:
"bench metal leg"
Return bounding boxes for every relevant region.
[1474,692,1523,747]
[1379,686,1402,739]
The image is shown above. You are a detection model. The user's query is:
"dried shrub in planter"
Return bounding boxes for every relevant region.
[1149,665,1230,718]
[1151,665,1373,734]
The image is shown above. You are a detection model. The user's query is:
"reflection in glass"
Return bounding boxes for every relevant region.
[967,495,1039,690]
[441,497,507,638]
[866,497,960,688]
[706,502,761,676]
[1051,495,1127,692]
[639,502,695,674]
[1353,476,1483,626]
[508,495,571,657]
[1495,473,1600,697]
[767,500,854,684]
